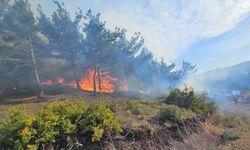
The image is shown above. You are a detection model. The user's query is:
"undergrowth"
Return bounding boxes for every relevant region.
[0,101,121,149]
[164,86,216,115]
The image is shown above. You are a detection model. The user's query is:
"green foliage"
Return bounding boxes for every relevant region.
[0,101,122,148]
[126,100,159,116]
[0,101,88,149]
[78,103,122,141]
[158,105,194,123]
[0,107,33,149]
[30,101,88,145]
[164,87,216,115]
[126,100,149,115]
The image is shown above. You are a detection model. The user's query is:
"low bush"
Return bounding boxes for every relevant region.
[0,107,32,149]
[164,87,216,115]
[0,101,122,149]
[30,101,88,146]
[220,131,240,143]
[78,103,122,141]
[158,104,194,123]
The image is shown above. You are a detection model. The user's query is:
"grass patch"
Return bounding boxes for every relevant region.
[126,100,160,117]
[158,104,195,123]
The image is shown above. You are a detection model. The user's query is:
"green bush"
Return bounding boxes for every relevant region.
[30,101,88,145]
[78,103,122,141]
[0,107,33,149]
[0,101,122,148]
[158,105,194,123]
[0,101,88,149]
[164,87,216,115]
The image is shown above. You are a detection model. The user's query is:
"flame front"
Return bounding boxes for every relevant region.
[42,69,128,93]
[42,80,52,85]
[79,70,115,93]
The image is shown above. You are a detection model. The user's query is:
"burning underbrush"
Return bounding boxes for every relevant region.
[42,69,128,94]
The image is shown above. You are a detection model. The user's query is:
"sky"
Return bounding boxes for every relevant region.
[30,0,250,73]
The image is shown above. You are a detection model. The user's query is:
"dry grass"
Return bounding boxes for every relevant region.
[210,112,250,149]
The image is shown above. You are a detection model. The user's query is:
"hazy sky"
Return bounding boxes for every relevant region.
[30,0,250,73]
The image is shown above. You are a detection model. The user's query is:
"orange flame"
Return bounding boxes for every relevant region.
[42,69,128,93]
[79,69,126,93]
[42,80,52,85]
[57,77,64,84]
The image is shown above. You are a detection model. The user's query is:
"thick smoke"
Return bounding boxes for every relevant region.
[185,61,250,111]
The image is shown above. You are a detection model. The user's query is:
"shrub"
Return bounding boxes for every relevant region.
[0,107,33,149]
[78,103,122,141]
[158,105,194,123]
[30,101,88,145]
[164,87,216,115]
[220,131,240,143]
[0,101,122,148]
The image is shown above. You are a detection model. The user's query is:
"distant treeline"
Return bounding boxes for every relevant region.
[0,0,196,98]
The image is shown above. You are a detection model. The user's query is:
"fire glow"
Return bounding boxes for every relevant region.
[42,69,128,93]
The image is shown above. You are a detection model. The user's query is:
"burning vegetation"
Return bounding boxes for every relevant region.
[1,1,250,150]
[42,69,128,93]
[0,0,196,99]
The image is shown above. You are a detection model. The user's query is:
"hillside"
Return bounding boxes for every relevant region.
[190,61,250,94]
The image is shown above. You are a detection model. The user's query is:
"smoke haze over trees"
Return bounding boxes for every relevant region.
[0,0,196,97]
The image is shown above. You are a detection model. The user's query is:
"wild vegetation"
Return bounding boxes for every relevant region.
[0,101,121,149]
[2,0,250,149]
[0,87,216,149]
[164,87,216,115]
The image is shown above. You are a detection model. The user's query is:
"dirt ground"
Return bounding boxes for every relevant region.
[217,102,250,150]
[222,102,250,116]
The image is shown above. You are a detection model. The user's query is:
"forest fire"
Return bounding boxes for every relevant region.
[42,69,128,93]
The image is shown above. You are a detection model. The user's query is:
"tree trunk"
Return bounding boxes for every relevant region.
[93,65,97,96]
[28,35,43,102]
[72,65,81,90]
[97,67,102,90]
